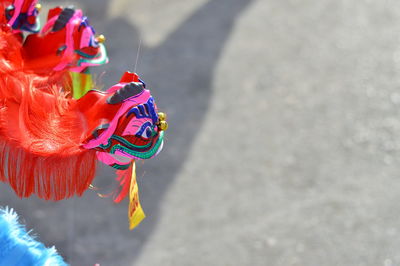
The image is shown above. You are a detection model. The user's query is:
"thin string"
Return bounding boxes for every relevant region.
[67,6,143,263]
[134,38,142,73]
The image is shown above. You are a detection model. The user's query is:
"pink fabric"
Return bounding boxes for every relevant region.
[83,87,151,149]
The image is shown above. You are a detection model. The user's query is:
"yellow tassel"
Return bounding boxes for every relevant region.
[129,162,146,230]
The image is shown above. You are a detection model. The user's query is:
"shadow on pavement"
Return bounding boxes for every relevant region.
[0,0,254,265]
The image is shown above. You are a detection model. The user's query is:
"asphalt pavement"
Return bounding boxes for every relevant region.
[1,0,400,265]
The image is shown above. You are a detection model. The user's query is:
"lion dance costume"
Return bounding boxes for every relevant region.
[0,0,168,234]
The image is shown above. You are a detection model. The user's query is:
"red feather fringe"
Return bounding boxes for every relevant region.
[0,29,97,200]
[113,164,133,203]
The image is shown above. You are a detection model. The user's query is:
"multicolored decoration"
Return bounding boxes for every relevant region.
[0,0,167,230]
[4,0,41,33]
[22,5,109,99]
[0,207,67,265]
[23,6,108,72]
[83,72,164,168]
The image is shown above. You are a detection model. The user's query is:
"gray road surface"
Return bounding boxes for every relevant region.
[1,0,400,265]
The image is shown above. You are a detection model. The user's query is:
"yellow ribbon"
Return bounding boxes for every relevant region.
[129,162,146,230]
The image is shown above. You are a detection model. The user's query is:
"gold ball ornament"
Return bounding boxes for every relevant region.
[35,3,42,12]
[158,112,167,121]
[96,35,106,43]
[158,121,168,131]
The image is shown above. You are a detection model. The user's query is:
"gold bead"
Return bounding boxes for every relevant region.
[96,34,106,43]
[158,112,167,121]
[158,121,168,131]
[35,3,42,12]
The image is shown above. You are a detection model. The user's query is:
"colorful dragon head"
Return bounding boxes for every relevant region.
[4,0,41,33]
[23,6,108,72]
[79,72,167,170]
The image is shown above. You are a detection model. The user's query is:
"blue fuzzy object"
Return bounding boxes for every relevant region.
[0,207,67,266]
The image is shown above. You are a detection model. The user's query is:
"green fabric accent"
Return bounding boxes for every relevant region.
[70,71,94,99]
[75,50,99,59]
[110,131,164,159]
[99,139,112,150]
[111,135,153,150]
[77,43,108,66]
[31,19,41,33]
[99,133,157,150]
[111,163,131,170]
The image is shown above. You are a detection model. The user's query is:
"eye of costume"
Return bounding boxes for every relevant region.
[139,124,154,139]
[5,5,15,20]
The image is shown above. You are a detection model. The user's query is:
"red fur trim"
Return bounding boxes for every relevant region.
[113,164,133,203]
[0,140,97,200]
[0,29,97,200]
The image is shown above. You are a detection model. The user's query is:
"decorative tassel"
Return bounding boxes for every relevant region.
[128,162,145,230]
